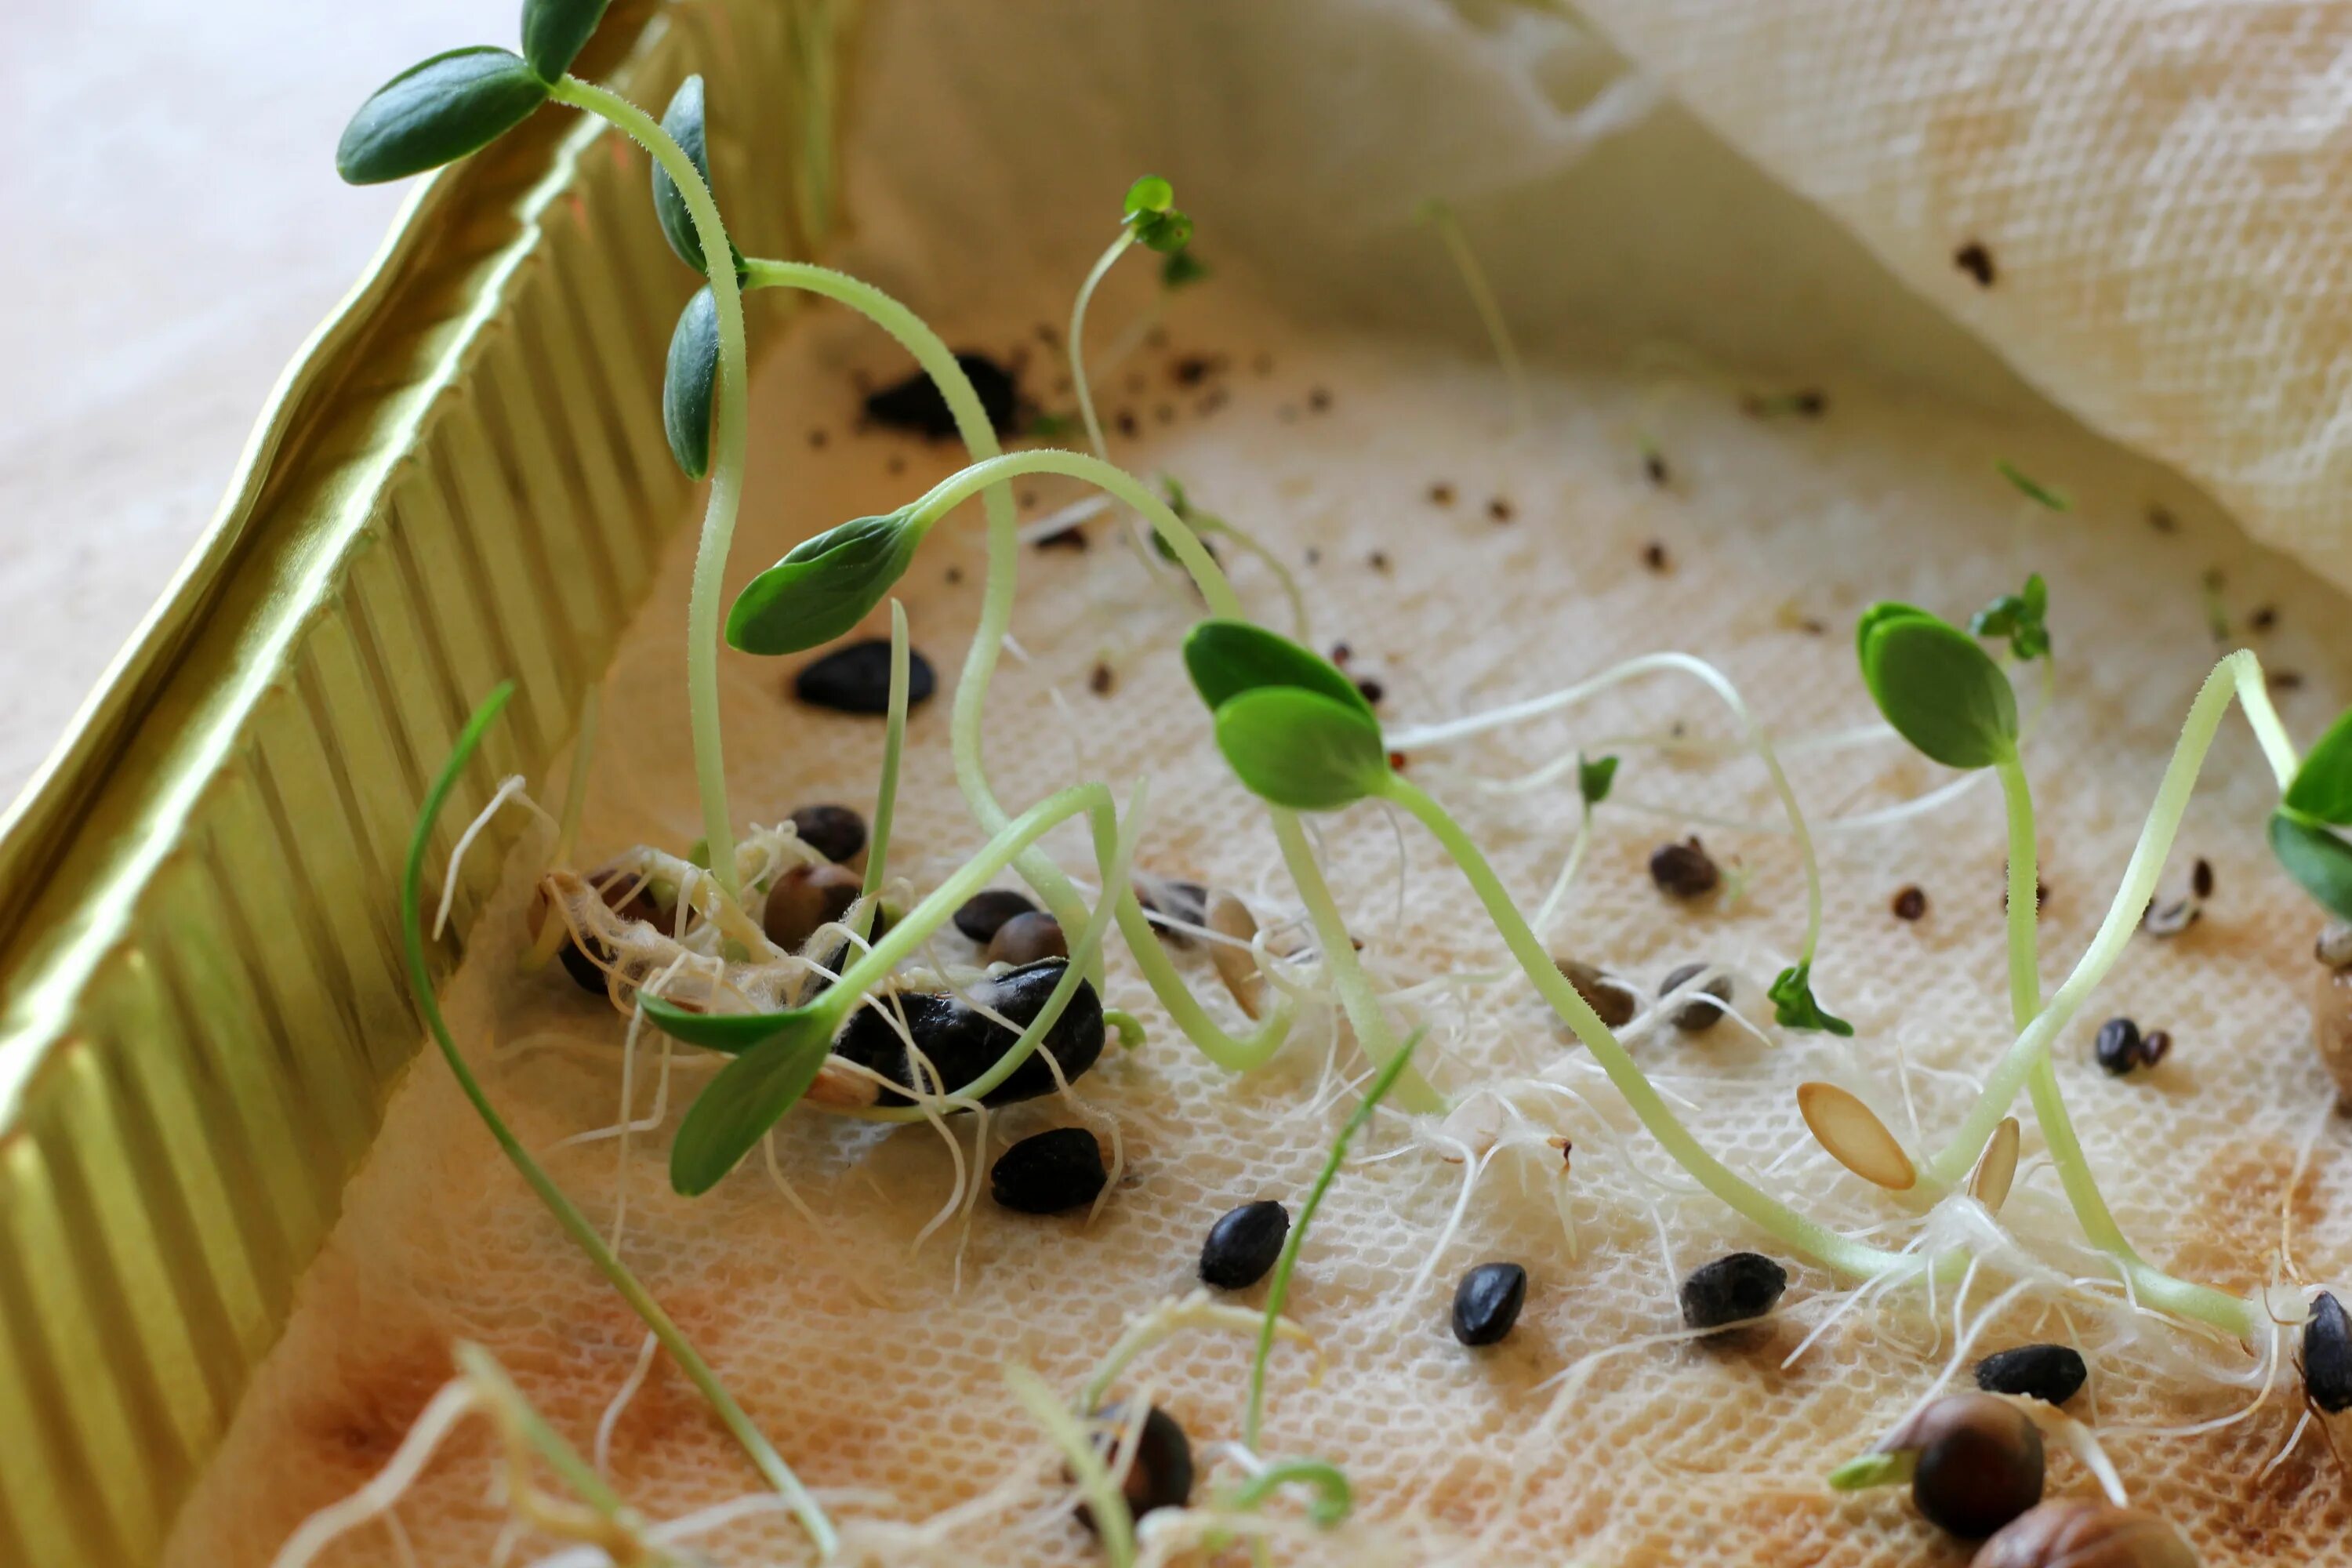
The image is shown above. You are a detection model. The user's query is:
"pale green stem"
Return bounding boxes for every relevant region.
[406,688,833,1554]
[452,1344,630,1523]
[1380,771,1905,1280]
[737,256,1099,975]
[1070,231,1137,465]
[860,601,909,906]
[1007,1366,1134,1568]
[1995,753,2042,1029]
[1419,198,1531,434]
[1531,800,1594,938]
[1080,1298,1311,1414]
[552,78,749,903]
[1222,1459,1354,1526]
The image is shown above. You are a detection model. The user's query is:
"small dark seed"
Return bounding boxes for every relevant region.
[1451,1261,1528,1346]
[2147,504,2176,533]
[2140,1029,2171,1067]
[2092,1016,2143,1076]
[1661,963,1732,1033]
[1090,662,1115,695]
[1368,550,1392,572]
[1076,1403,1193,1532]
[887,454,907,475]
[807,427,827,448]
[794,639,938,716]
[985,910,1068,967]
[764,862,862,953]
[1035,525,1088,551]
[1555,957,1638,1030]
[1487,497,1515,522]
[2250,604,2278,633]
[1792,389,1827,416]
[2191,857,2215,899]
[1679,1251,1787,1330]
[1904,1392,2044,1538]
[2270,670,2306,691]
[1893,884,1929,921]
[1974,1344,2087,1406]
[1200,1200,1289,1289]
[558,935,612,994]
[1973,1501,2198,1568]
[1304,546,1322,565]
[1650,837,1721,899]
[1329,642,1352,666]
[864,352,1018,438]
[989,1127,1105,1214]
[1955,241,1998,288]
[1307,387,1332,412]
[1643,452,1670,486]
[953,887,1040,945]
[1115,409,1139,438]
[1642,541,1670,572]
[2304,1290,2352,1412]
[789,804,867,866]
[1172,354,1214,387]
[1354,677,1385,706]
[1428,482,1455,506]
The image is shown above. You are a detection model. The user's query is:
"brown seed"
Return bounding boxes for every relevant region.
[2190,857,2214,899]
[1487,497,1515,522]
[1660,963,1732,1033]
[1969,1116,2021,1214]
[1206,891,1266,1019]
[1368,550,1392,572]
[2249,604,2278,633]
[1137,877,1209,948]
[1089,662,1115,696]
[985,911,1068,967]
[1889,1392,2044,1539]
[1643,452,1670,486]
[2140,1029,2172,1067]
[1428,481,1455,506]
[1642,541,1670,572]
[1970,1501,2198,1568]
[808,428,828,448]
[764,862,862,953]
[1307,387,1332,412]
[953,887,1038,945]
[1893,884,1929,921]
[1797,1082,1917,1191]
[2146,504,2176,533]
[1115,409,1139,438]
[1354,677,1385,706]
[1650,837,1720,899]
[1555,957,1638,1029]
[1955,241,1998,287]
[789,803,868,866]
[2270,670,2306,691]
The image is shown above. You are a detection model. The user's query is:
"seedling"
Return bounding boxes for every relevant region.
[1415,198,1531,432]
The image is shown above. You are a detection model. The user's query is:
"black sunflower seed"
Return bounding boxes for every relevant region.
[794,639,938,715]
[989,1127,1105,1214]
[1199,1200,1289,1290]
[863,351,1019,438]
[1679,1252,1787,1330]
[2305,1290,2352,1413]
[830,958,1105,1107]
[789,803,867,865]
[1451,1261,1528,1346]
[1973,1344,2087,1406]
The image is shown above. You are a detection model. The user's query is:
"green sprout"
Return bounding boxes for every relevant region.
[1856,602,2020,770]
[1163,475,1311,639]
[1969,573,2052,662]
[1996,459,2071,512]
[1415,198,1530,433]
[1069,176,1198,465]
[1577,753,1620,807]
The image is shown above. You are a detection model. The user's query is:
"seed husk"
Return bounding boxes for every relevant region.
[2303,1290,2352,1413]
[985,910,1068,967]
[788,803,867,866]
[831,958,1106,1107]
[764,862,862,953]
[2308,956,2352,1108]
[864,351,1019,438]
[794,638,938,716]
[1661,962,1733,1033]
[953,887,1040,945]
[1200,1200,1289,1290]
[1797,1081,1917,1191]
[1974,1344,2087,1406]
[1554,957,1638,1030]
[1076,1403,1194,1533]
[1650,837,1720,899]
[1679,1251,1788,1330]
[1970,1501,2198,1568]
[989,1127,1105,1214]
[1451,1261,1528,1346]
[2317,920,2352,969]
[1892,1392,2044,1539]
[1206,891,1267,1018]
[1969,1116,2021,1214]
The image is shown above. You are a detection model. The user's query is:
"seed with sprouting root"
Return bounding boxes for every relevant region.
[1969,1116,2021,1214]
[989,1127,1105,1214]
[985,910,1067,967]
[763,862,862,953]
[1970,1501,2198,1568]
[1661,962,1732,1033]
[1888,1392,2044,1539]
[1075,1403,1194,1533]
[1973,1344,2086,1406]
[1679,1252,1787,1330]
[2303,1289,2352,1413]
[1554,956,1638,1030]
[1200,1200,1288,1290]
[1797,1082,1916,1191]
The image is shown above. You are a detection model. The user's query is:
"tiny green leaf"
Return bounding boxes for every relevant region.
[1122,175,1192,253]
[727,512,924,655]
[1123,176,1175,218]
[1212,688,1390,811]
[1995,459,2071,512]
[1161,246,1210,289]
[1026,410,1081,438]
[520,0,609,82]
[662,285,719,479]
[670,1020,837,1194]
[1856,603,2019,771]
[1767,961,1853,1036]
[1968,572,2053,662]
[2284,707,2352,826]
[1183,619,1368,718]
[1577,753,1619,808]
[652,76,713,274]
[2270,809,2352,921]
[336,47,549,185]
[641,993,811,1055]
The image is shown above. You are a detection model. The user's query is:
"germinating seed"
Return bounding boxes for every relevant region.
[764,862,862,953]
[1973,1501,2199,1568]
[794,638,938,715]
[833,959,1106,1107]
[789,803,867,866]
[953,887,1039,945]
[1555,957,1638,1029]
[989,1127,1106,1214]
[1200,1200,1289,1290]
[1679,1251,1787,1330]
[985,910,1068,967]
[1077,1403,1194,1533]
[1451,1261,1528,1346]
[1974,1344,2088,1406]
[1650,837,1721,899]
[1661,963,1733,1033]
[1895,1392,2044,1539]
[863,351,1019,438]
[2304,1290,2352,1413]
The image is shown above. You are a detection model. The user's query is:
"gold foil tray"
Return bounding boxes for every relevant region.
[0,3,849,1560]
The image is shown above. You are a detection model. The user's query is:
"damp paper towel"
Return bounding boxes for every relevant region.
[166,2,2352,1563]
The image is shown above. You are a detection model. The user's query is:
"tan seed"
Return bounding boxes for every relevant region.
[1796,1081,1917,1191]
[1969,1116,2022,1214]
[1205,891,1266,1019]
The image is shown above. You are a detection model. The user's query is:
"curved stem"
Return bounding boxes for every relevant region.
[405,688,834,1554]
[552,77,750,903]
[1379,770,1905,1280]
[1070,231,1138,464]
[859,601,910,906]
[1419,199,1530,434]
